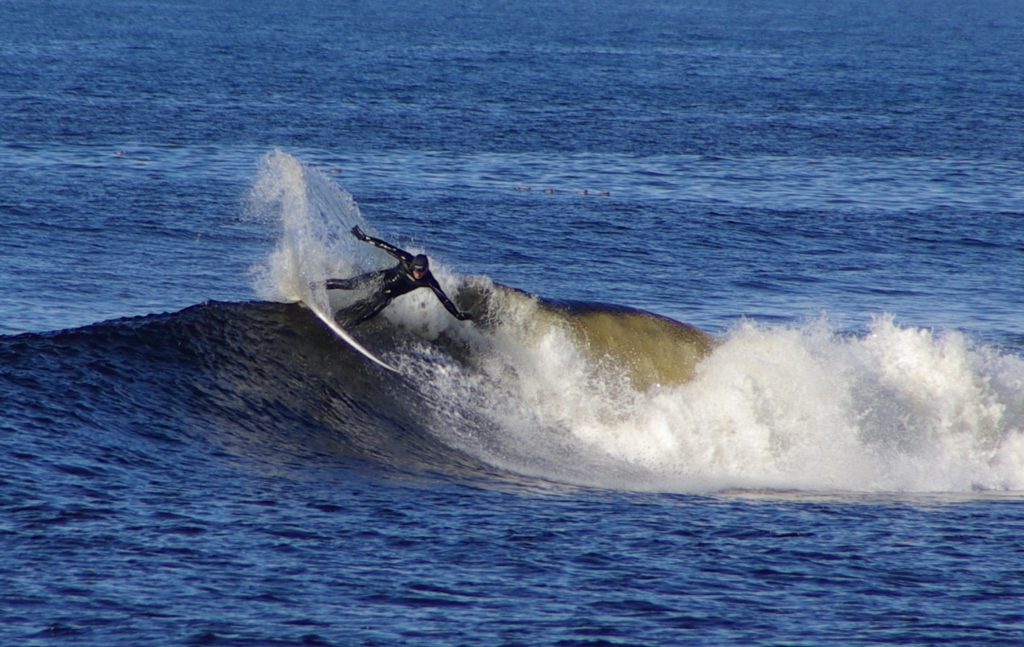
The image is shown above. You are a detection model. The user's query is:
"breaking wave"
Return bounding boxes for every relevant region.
[7,150,1021,497]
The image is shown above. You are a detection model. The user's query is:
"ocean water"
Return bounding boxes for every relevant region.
[3,0,1024,645]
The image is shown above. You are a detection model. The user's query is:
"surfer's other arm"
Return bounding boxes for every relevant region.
[426,275,474,321]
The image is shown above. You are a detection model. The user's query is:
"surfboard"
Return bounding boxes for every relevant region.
[304,300,401,373]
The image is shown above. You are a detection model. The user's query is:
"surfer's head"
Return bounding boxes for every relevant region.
[410,254,429,279]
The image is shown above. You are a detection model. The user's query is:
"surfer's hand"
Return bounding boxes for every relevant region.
[351,226,369,241]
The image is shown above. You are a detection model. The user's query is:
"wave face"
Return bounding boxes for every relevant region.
[0,302,488,478]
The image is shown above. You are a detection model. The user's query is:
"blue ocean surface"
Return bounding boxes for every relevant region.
[2,0,1024,644]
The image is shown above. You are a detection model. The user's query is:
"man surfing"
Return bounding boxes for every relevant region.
[325,226,474,326]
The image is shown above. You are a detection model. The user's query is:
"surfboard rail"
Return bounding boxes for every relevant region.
[304,300,401,373]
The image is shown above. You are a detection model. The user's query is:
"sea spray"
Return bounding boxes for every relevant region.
[247,150,381,310]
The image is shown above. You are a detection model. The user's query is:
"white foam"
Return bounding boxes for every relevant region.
[420,306,1024,494]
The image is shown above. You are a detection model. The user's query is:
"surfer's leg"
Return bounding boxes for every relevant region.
[326,271,377,290]
[326,277,361,290]
[349,298,391,325]
[335,296,390,326]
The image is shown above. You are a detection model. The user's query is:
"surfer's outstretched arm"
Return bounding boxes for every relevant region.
[352,226,413,263]
[425,276,474,321]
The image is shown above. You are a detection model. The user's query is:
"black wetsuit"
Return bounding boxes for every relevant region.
[327,229,471,326]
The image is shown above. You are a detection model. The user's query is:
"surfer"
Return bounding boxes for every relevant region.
[325,226,474,326]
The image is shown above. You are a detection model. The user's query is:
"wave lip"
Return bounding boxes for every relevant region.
[455,279,714,391]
